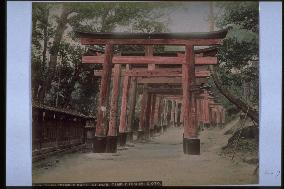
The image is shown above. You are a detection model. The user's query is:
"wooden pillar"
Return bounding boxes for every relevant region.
[180,102,184,127]
[144,93,152,139]
[93,44,113,153]
[154,96,161,131]
[149,94,157,136]
[163,99,168,131]
[159,98,165,131]
[162,99,167,129]
[203,93,210,127]
[107,64,121,136]
[126,76,138,143]
[106,64,121,153]
[118,65,131,146]
[166,100,171,127]
[174,100,179,127]
[176,103,181,127]
[170,100,175,127]
[182,44,200,155]
[196,98,202,127]
[191,92,197,132]
[138,88,148,140]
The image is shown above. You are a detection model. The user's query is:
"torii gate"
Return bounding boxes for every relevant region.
[76,28,229,155]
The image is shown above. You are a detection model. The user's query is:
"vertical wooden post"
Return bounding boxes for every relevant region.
[196,98,201,128]
[191,92,197,133]
[178,102,182,127]
[126,76,138,143]
[140,45,154,139]
[182,44,200,155]
[106,64,121,153]
[118,65,131,146]
[170,100,175,127]
[203,92,210,127]
[180,102,184,127]
[149,94,157,137]
[94,44,113,153]
[159,98,165,131]
[154,95,161,133]
[144,93,152,139]
[138,88,148,140]
[162,99,167,131]
[174,100,179,127]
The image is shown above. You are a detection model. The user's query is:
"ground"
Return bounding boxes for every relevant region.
[33,117,258,186]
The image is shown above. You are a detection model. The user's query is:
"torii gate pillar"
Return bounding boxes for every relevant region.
[106,64,121,153]
[93,44,113,153]
[182,44,200,155]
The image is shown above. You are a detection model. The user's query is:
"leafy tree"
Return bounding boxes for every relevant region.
[208,2,259,122]
[31,2,182,116]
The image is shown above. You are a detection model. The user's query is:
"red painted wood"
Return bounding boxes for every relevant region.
[108,64,121,136]
[95,44,113,136]
[82,55,217,65]
[94,70,210,78]
[124,70,210,77]
[127,77,138,132]
[80,38,222,45]
[119,66,131,133]
[183,44,198,139]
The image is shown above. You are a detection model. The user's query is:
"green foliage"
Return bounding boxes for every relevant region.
[31,2,178,117]
[211,2,259,109]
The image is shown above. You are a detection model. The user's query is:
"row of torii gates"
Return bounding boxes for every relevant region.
[76,28,229,155]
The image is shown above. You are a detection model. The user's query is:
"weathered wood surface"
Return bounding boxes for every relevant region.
[138,90,148,131]
[107,64,121,136]
[182,44,197,139]
[94,69,210,78]
[82,55,217,65]
[119,65,131,133]
[95,44,113,136]
[170,100,175,125]
[126,77,138,132]
[149,94,157,130]
[154,96,161,127]
[124,70,210,77]
[80,38,222,45]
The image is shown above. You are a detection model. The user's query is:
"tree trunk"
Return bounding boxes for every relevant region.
[62,65,82,108]
[38,6,73,104]
[209,66,259,123]
[42,8,49,71]
[35,8,49,103]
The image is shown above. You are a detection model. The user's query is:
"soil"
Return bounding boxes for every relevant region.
[32,117,258,186]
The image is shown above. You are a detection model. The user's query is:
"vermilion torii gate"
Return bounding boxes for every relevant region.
[76,28,229,155]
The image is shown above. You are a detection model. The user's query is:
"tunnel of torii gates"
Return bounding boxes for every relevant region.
[75,28,229,155]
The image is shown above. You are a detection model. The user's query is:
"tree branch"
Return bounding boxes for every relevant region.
[209,65,259,123]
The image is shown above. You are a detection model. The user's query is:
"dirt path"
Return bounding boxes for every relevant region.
[33,122,258,186]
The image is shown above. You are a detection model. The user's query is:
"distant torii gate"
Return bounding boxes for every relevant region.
[76,29,229,155]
